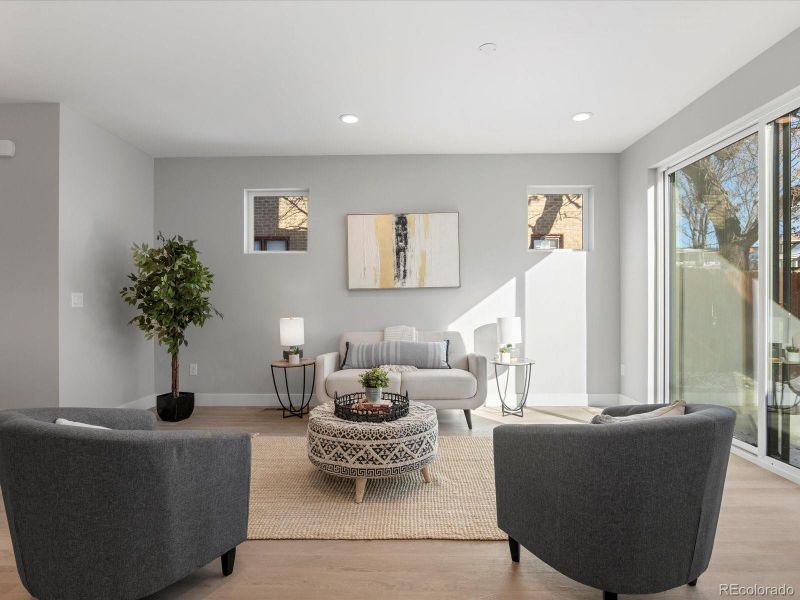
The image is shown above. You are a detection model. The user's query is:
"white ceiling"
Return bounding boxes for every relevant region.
[2,1,800,157]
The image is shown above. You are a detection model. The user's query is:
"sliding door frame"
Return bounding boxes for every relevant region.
[653,85,800,482]
[661,124,761,456]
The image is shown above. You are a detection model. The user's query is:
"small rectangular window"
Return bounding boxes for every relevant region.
[531,234,562,249]
[527,188,589,250]
[245,190,308,253]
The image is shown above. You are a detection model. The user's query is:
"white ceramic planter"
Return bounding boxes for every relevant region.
[500,353,511,364]
[364,387,384,403]
[787,351,800,363]
[288,354,301,366]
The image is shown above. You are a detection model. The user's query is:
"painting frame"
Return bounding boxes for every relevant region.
[347,212,461,290]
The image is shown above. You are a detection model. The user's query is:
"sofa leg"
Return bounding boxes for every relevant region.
[463,409,473,429]
[221,547,236,576]
[688,578,698,586]
[508,536,520,562]
[603,593,617,600]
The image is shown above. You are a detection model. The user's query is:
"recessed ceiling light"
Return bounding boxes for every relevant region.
[339,114,359,124]
[478,42,497,53]
[572,112,593,122]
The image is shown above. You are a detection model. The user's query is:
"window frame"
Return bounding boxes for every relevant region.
[530,233,563,250]
[254,236,291,252]
[526,186,593,252]
[243,188,309,254]
[662,125,760,453]
[651,85,800,484]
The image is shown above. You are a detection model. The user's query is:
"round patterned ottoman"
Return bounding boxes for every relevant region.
[307,402,438,504]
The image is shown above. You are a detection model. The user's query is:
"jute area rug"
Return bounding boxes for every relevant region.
[247,435,505,541]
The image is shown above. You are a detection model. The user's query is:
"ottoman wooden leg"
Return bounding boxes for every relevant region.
[421,465,432,483]
[354,477,367,503]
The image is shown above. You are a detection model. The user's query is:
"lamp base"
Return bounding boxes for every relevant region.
[282,349,304,360]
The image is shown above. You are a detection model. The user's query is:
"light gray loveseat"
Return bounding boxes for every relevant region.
[494,403,736,599]
[315,330,487,428]
[0,408,251,600]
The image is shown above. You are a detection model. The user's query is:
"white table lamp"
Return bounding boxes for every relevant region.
[280,317,304,363]
[496,317,522,364]
[497,316,522,345]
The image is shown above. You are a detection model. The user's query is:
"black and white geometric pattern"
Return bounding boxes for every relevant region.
[307,403,438,479]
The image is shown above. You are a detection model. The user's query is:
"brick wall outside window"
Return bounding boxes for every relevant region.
[528,194,583,249]
[254,196,308,251]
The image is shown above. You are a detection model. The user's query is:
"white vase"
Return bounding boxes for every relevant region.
[288,354,300,366]
[364,387,383,403]
[500,353,511,364]
[787,352,800,363]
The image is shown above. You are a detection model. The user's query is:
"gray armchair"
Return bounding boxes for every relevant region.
[494,403,735,599]
[0,408,251,600]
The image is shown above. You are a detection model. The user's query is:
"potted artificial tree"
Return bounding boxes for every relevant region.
[121,233,222,422]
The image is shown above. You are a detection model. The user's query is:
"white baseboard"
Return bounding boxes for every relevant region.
[523,393,629,407]
[194,393,307,407]
[187,392,632,408]
[587,394,623,408]
[617,394,643,405]
[118,394,156,410]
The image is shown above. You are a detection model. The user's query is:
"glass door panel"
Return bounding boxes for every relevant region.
[669,132,759,446]
[769,108,800,468]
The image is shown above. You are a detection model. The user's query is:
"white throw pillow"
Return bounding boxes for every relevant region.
[383,325,417,342]
[591,400,686,424]
[55,418,110,430]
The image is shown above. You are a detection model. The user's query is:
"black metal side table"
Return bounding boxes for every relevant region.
[490,358,534,417]
[270,358,315,418]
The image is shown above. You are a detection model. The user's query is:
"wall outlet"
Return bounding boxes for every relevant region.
[189,363,198,376]
[70,292,84,308]
[620,363,626,377]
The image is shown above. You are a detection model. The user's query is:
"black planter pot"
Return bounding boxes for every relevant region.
[156,392,195,422]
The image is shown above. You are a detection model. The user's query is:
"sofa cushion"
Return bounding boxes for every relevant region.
[339,330,469,371]
[325,369,402,398]
[341,340,450,369]
[400,369,477,400]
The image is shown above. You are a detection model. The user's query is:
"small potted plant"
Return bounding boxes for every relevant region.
[288,346,301,366]
[358,367,390,404]
[499,344,512,364]
[787,346,800,363]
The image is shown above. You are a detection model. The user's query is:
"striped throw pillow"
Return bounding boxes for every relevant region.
[342,340,450,369]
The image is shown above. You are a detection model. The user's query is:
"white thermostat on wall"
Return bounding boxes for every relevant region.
[0,140,15,158]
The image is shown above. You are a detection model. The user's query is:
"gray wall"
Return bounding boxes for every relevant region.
[619,29,800,402]
[58,106,155,408]
[0,103,60,409]
[154,154,619,404]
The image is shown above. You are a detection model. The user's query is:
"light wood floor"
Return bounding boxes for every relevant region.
[2,406,799,599]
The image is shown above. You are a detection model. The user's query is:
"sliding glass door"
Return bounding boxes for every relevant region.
[769,107,800,468]
[668,131,759,446]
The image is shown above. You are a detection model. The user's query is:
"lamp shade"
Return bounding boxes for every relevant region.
[280,317,304,346]
[497,316,522,345]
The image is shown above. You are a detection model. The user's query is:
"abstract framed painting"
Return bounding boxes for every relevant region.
[347,212,460,289]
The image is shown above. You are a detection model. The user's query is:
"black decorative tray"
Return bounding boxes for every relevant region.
[334,391,410,423]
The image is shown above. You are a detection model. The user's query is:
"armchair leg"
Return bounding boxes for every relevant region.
[221,547,236,576]
[508,536,520,562]
[689,578,698,586]
[603,593,617,600]
[463,409,473,429]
